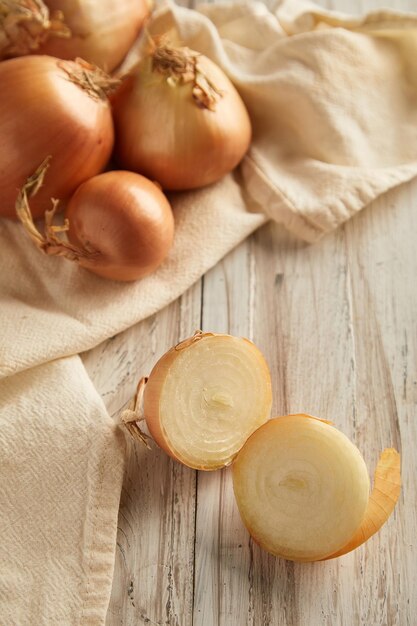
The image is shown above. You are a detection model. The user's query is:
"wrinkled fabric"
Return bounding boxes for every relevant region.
[1,1,416,622]
[0,358,125,624]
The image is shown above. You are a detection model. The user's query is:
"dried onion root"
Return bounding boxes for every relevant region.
[232,415,401,562]
[16,164,175,282]
[0,0,68,59]
[128,332,272,470]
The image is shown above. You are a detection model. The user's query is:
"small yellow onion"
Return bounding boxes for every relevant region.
[0,55,115,220]
[232,414,401,562]
[16,167,175,282]
[39,0,151,71]
[129,332,272,470]
[113,41,252,190]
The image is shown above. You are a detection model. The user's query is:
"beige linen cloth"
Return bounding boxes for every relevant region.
[1,0,417,623]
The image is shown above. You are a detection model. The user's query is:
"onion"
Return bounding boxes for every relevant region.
[113,41,252,190]
[123,332,272,470]
[16,166,175,282]
[232,414,400,562]
[0,55,115,220]
[0,0,68,60]
[0,1,150,70]
[122,335,400,558]
[39,0,151,71]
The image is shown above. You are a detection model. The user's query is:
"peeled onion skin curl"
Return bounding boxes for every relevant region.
[232,415,401,562]
[0,55,115,220]
[16,164,175,282]
[140,331,272,470]
[322,447,401,560]
[113,42,252,190]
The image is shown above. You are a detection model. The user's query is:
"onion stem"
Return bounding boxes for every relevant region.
[151,41,223,111]
[174,329,216,351]
[58,58,121,101]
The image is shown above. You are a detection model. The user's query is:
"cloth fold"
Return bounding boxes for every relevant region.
[1,1,417,622]
[0,357,125,624]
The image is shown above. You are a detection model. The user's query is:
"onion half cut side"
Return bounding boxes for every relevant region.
[233,414,401,562]
[142,332,273,470]
[233,415,371,562]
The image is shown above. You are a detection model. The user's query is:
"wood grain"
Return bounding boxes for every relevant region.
[82,0,417,624]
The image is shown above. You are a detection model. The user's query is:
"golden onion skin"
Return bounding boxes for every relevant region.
[0,55,114,220]
[39,0,150,71]
[65,171,175,282]
[113,52,252,190]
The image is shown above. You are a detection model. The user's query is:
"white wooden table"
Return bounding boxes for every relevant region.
[82,0,417,624]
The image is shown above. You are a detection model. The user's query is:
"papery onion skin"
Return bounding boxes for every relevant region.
[323,447,401,560]
[64,170,174,281]
[113,47,252,190]
[143,332,272,470]
[38,0,151,71]
[0,55,114,220]
[233,415,371,562]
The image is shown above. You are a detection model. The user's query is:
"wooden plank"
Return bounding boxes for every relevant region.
[193,242,254,626]
[191,187,416,626]
[81,0,417,624]
[190,0,417,624]
[84,283,202,626]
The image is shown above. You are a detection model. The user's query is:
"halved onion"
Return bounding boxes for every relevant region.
[123,335,400,559]
[232,415,400,562]
[138,332,272,470]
